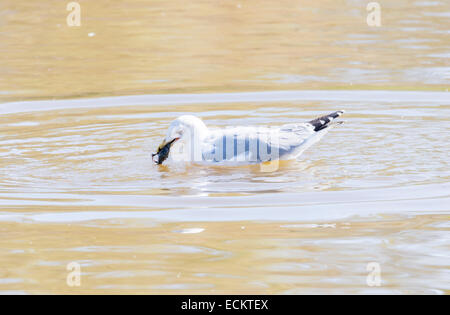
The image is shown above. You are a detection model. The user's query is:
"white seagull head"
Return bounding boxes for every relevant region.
[152,115,208,164]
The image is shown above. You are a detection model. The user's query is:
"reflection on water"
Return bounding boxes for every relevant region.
[0,0,449,294]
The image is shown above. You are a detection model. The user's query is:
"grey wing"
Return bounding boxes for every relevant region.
[201,124,315,162]
[203,129,273,163]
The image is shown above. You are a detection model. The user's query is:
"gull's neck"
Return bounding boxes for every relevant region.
[177,116,208,161]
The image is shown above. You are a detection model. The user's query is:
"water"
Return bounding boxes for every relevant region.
[0,0,449,294]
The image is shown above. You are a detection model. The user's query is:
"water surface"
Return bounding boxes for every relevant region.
[0,0,449,294]
[1,91,449,294]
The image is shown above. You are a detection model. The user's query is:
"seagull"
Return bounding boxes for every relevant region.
[152,110,345,165]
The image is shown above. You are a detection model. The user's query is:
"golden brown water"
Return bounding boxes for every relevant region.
[0,0,449,294]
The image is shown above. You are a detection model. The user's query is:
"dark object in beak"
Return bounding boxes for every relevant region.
[152,138,178,165]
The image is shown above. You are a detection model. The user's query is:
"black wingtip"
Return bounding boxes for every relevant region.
[309,110,345,131]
